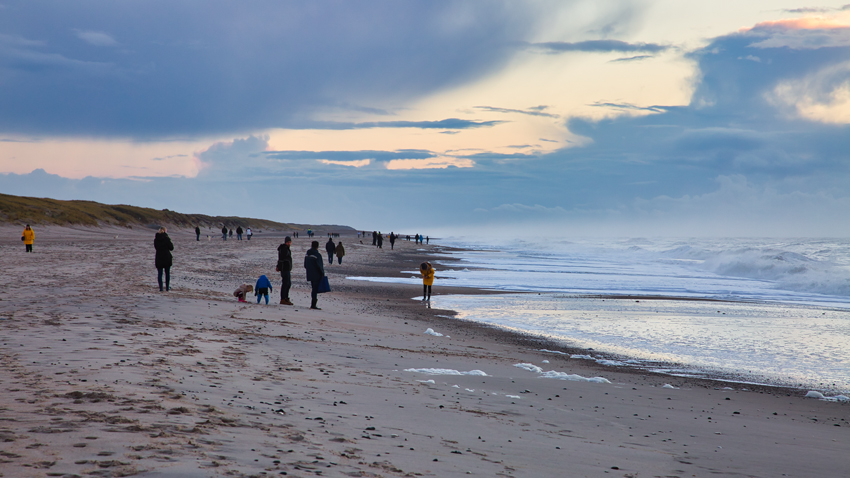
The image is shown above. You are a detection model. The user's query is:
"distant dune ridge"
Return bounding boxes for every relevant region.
[0,193,350,231]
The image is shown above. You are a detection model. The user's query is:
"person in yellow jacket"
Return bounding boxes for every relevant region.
[419,262,435,301]
[22,224,34,253]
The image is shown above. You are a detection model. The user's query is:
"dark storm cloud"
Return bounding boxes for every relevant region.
[0,1,542,139]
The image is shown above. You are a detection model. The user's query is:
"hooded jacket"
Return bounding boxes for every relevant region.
[255,275,273,292]
[326,238,336,254]
[154,232,174,269]
[22,227,34,245]
[421,265,435,286]
[304,248,325,282]
[335,243,345,258]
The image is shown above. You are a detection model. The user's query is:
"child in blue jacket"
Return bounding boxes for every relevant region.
[255,275,273,305]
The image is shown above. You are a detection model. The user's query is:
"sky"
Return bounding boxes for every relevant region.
[2,0,850,236]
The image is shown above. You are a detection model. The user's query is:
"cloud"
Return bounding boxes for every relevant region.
[0,1,549,139]
[385,157,474,170]
[609,54,653,63]
[300,118,504,130]
[318,159,371,167]
[74,30,117,46]
[529,39,669,54]
[474,105,558,118]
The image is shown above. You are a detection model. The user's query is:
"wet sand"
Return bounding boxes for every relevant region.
[0,225,847,478]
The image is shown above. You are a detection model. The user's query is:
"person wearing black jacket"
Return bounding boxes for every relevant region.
[325,237,336,264]
[277,236,293,305]
[304,241,325,310]
[154,227,174,291]
[236,226,243,241]
[195,226,200,241]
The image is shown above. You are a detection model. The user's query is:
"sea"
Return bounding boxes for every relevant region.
[350,237,850,394]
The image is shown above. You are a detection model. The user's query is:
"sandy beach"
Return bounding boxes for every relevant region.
[1,226,847,478]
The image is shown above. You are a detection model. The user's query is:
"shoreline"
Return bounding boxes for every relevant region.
[1,227,847,477]
[348,241,850,395]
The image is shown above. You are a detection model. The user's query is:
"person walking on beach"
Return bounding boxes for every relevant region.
[154,227,174,292]
[325,237,336,264]
[22,224,34,252]
[389,232,396,250]
[255,274,273,305]
[246,227,253,240]
[236,226,243,240]
[372,231,377,246]
[277,236,293,305]
[221,226,228,241]
[229,228,233,239]
[377,233,383,249]
[195,226,201,241]
[304,240,325,310]
[420,262,435,301]
[335,241,345,264]
[426,236,429,244]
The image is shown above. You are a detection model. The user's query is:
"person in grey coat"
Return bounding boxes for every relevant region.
[304,241,325,310]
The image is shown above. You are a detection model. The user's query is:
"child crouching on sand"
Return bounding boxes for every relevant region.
[420,262,435,301]
[233,284,253,303]
[255,275,273,305]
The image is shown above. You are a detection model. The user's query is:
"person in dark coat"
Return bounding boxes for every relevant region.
[221,226,228,241]
[236,226,243,240]
[372,231,377,246]
[389,232,396,250]
[304,241,325,310]
[195,226,201,241]
[325,237,336,264]
[377,232,383,249]
[277,236,293,305]
[154,227,174,291]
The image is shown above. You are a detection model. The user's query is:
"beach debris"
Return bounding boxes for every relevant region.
[662,384,679,389]
[542,360,549,363]
[424,328,443,337]
[417,379,436,384]
[404,368,488,376]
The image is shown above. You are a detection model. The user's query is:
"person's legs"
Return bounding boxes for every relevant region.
[25,244,32,252]
[426,285,431,300]
[337,256,342,264]
[157,268,164,291]
[328,252,333,263]
[280,271,291,304]
[263,293,269,305]
[422,284,427,300]
[310,280,321,309]
[165,267,170,291]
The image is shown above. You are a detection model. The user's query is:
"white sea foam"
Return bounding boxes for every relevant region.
[514,363,543,373]
[405,368,488,376]
[506,395,521,399]
[806,391,850,401]
[662,384,678,389]
[417,380,436,384]
[538,371,611,383]
[541,360,549,363]
[424,328,443,337]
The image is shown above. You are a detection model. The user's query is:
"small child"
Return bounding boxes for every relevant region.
[233,284,253,302]
[419,262,435,301]
[255,274,273,305]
